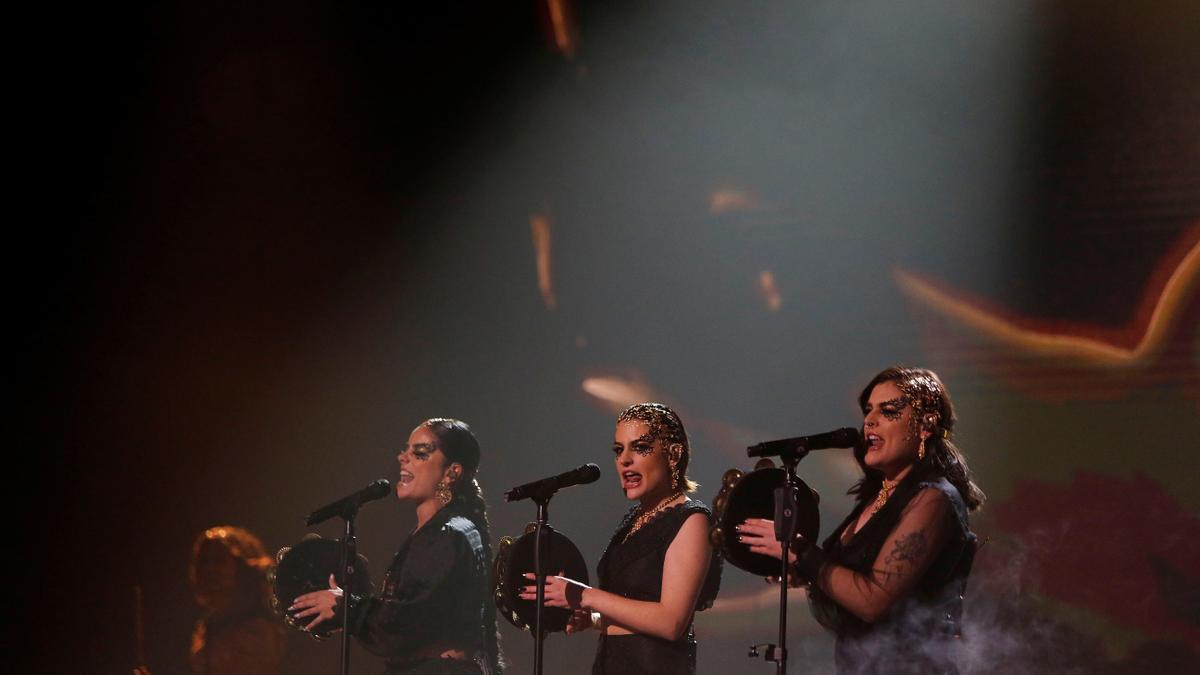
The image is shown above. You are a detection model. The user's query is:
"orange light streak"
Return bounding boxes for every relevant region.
[545,0,576,58]
[580,372,862,480]
[530,212,556,311]
[895,225,1200,367]
[759,270,782,312]
[709,187,763,215]
[581,375,656,413]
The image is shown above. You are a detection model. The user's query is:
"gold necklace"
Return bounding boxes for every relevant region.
[871,478,900,515]
[626,491,685,539]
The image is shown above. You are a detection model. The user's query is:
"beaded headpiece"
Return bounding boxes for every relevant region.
[617,402,689,452]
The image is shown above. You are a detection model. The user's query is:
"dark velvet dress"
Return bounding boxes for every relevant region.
[809,465,977,675]
[342,502,491,675]
[592,500,723,675]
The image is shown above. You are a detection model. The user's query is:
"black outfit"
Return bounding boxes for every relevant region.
[343,501,491,675]
[809,465,976,675]
[592,500,722,675]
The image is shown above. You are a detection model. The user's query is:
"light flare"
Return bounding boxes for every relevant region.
[544,0,577,58]
[530,212,557,311]
[759,270,782,312]
[709,186,765,215]
[895,223,1200,367]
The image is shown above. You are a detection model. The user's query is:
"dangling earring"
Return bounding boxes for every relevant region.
[435,481,452,505]
[671,461,681,489]
[918,436,927,461]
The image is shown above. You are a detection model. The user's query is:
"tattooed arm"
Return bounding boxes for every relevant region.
[815,487,953,623]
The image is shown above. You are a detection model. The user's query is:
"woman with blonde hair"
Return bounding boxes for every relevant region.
[524,403,721,675]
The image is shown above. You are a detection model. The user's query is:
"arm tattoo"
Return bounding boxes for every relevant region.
[884,530,928,567]
[864,530,931,588]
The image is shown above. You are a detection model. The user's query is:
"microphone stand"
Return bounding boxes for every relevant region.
[512,485,559,675]
[335,503,360,675]
[533,495,550,675]
[754,444,811,675]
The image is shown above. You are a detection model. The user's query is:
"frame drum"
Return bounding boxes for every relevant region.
[272,536,372,638]
[710,461,820,577]
[493,523,589,633]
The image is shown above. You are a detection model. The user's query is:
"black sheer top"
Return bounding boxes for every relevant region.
[810,465,976,675]
[592,500,722,675]
[342,502,490,673]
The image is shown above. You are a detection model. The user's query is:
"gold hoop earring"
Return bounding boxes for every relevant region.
[435,481,452,505]
[918,437,927,461]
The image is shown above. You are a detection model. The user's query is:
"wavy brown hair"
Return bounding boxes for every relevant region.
[850,366,985,511]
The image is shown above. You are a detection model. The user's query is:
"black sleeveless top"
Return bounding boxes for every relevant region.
[592,500,722,675]
[810,466,976,675]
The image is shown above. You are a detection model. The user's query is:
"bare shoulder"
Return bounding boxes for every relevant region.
[670,511,713,549]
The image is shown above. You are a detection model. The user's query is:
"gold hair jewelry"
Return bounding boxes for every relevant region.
[435,481,453,506]
[871,478,900,515]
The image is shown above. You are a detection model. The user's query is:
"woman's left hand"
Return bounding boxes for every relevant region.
[289,574,344,631]
[519,571,590,610]
[736,518,798,564]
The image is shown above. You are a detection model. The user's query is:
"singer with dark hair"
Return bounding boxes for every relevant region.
[739,367,984,675]
[291,418,504,675]
[521,402,722,675]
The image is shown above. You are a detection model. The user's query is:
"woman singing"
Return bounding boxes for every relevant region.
[738,366,984,674]
[522,402,721,675]
[291,418,504,675]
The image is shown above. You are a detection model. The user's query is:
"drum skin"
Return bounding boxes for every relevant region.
[493,524,589,633]
[272,537,372,638]
[710,464,820,578]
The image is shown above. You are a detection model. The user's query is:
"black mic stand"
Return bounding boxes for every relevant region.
[335,504,360,675]
[753,444,810,675]
[518,485,560,675]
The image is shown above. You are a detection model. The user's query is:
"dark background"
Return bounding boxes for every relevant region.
[33,1,1199,673]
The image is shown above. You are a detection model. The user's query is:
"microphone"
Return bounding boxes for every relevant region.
[505,463,601,502]
[747,427,862,458]
[306,479,392,526]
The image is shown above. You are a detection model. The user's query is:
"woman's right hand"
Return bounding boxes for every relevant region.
[519,571,591,610]
[289,574,344,631]
[736,518,797,563]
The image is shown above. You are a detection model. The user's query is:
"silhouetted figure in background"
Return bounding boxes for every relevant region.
[189,525,285,675]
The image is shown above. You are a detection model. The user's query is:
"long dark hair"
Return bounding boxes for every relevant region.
[421,418,505,674]
[849,367,985,512]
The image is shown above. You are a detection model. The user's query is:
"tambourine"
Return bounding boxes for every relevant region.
[493,523,589,633]
[710,459,820,577]
[271,536,372,638]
